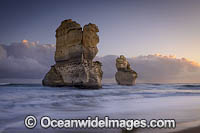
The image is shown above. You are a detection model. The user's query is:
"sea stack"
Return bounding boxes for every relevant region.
[42,19,103,88]
[115,55,137,85]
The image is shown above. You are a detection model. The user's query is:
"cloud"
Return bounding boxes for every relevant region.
[0,40,55,79]
[1,41,200,83]
[97,54,200,83]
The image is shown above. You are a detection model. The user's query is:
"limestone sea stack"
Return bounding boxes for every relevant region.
[115,55,137,85]
[42,19,103,88]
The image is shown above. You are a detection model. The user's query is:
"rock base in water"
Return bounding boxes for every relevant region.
[43,61,102,88]
[115,71,137,85]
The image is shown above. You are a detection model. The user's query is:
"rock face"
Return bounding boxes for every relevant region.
[115,55,137,85]
[43,19,103,88]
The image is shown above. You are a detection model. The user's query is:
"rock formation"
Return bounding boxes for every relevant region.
[43,19,103,88]
[115,55,137,85]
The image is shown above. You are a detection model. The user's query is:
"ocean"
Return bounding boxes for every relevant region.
[1,83,200,133]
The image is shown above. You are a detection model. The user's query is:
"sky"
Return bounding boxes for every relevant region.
[0,0,200,83]
[0,0,200,62]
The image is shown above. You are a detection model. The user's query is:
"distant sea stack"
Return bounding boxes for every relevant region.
[115,55,137,85]
[42,19,103,89]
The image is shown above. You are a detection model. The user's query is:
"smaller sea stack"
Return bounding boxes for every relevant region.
[115,55,137,85]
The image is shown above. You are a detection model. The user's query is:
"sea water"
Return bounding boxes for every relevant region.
[1,83,200,133]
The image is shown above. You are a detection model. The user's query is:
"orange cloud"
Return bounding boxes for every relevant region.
[181,58,200,67]
[22,40,28,43]
[152,54,200,67]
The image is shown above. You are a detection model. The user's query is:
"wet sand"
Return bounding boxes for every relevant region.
[173,126,200,133]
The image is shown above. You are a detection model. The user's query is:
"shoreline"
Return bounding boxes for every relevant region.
[171,120,200,133]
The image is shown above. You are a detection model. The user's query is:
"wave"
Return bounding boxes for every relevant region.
[181,84,200,88]
[0,83,42,87]
[0,83,11,86]
[175,84,200,90]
